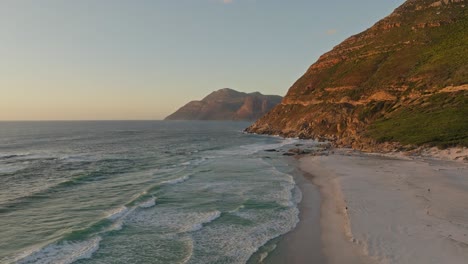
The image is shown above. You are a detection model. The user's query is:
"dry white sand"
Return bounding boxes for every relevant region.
[300,151,468,264]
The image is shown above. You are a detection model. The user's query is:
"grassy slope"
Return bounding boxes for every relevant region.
[365,12,468,148]
[334,8,466,93]
[253,2,467,149]
[290,8,467,102]
[367,91,468,148]
[333,6,468,148]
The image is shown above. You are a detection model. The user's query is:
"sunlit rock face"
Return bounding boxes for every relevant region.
[246,0,467,151]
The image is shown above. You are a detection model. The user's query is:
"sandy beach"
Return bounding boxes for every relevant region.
[264,160,325,264]
[300,150,468,264]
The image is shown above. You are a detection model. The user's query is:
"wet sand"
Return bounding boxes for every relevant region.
[264,159,326,264]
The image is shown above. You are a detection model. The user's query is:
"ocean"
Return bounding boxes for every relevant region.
[0,121,305,264]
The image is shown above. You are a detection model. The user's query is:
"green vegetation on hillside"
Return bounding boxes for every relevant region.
[248,1,468,151]
[367,92,468,148]
[290,3,467,101]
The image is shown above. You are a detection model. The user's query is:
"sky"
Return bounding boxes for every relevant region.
[0,0,405,120]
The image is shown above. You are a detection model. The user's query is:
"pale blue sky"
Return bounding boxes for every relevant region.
[0,0,405,120]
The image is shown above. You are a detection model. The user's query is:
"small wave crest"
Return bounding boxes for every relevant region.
[264,166,301,207]
[139,197,157,208]
[188,211,221,232]
[214,138,303,157]
[16,237,102,264]
[0,152,36,161]
[191,207,299,263]
[126,209,222,234]
[103,195,157,232]
[58,154,98,163]
[0,154,24,160]
[0,171,113,213]
[25,195,160,260]
[0,163,28,174]
[228,204,245,213]
[105,206,129,221]
[179,157,209,167]
[160,174,190,185]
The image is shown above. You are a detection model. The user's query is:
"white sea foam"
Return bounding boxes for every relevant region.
[241,138,302,154]
[188,211,222,232]
[139,197,157,208]
[105,198,157,231]
[257,167,300,207]
[1,121,311,264]
[16,237,102,264]
[7,245,44,264]
[271,182,297,207]
[267,167,295,184]
[105,206,129,221]
[0,164,27,174]
[127,209,222,234]
[100,197,157,233]
[292,184,303,204]
[258,252,269,262]
[160,175,190,185]
[191,207,299,264]
[109,220,124,231]
[180,237,195,264]
[215,138,305,157]
[228,204,245,213]
[179,156,209,167]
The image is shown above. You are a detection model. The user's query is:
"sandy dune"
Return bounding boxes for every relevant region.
[300,151,468,264]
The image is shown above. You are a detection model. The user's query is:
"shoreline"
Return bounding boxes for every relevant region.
[264,158,325,264]
[299,149,468,264]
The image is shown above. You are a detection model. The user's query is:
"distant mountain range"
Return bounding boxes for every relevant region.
[165,88,282,121]
[246,0,467,151]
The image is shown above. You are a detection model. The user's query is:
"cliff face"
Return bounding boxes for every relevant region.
[246,0,467,150]
[165,88,282,121]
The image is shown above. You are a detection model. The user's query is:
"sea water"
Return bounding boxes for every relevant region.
[0,121,303,264]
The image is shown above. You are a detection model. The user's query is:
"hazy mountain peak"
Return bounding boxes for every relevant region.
[165,88,282,121]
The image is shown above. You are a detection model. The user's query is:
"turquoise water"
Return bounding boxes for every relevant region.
[0,121,302,264]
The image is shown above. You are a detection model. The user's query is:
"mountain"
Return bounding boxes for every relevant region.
[165,88,282,121]
[246,0,467,151]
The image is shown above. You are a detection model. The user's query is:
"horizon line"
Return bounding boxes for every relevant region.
[0,119,254,122]
[0,119,163,122]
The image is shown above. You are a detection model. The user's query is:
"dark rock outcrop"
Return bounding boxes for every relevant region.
[165,88,282,121]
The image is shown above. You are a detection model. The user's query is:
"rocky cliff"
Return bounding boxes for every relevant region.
[246,0,467,151]
[165,88,282,121]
